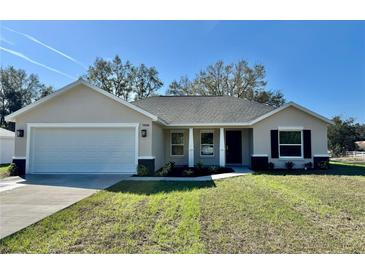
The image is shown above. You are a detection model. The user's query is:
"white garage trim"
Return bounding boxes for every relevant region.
[138,156,155,159]
[26,123,139,174]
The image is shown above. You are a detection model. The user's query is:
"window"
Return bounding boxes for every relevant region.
[200,131,214,156]
[171,132,184,156]
[279,130,302,157]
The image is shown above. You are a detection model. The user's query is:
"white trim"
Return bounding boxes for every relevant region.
[219,128,225,167]
[250,102,334,125]
[168,123,250,127]
[278,126,304,130]
[5,79,160,123]
[200,130,214,157]
[12,156,26,160]
[135,126,139,168]
[188,128,194,167]
[278,129,303,159]
[25,122,139,174]
[251,154,268,157]
[314,154,330,157]
[138,156,155,160]
[170,130,185,157]
[25,123,139,128]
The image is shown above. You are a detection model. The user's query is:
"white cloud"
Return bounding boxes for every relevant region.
[3,26,87,70]
[0,37,15,46]
[0,46,76,80]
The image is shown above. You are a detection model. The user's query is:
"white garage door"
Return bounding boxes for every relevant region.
[29,127,136,173]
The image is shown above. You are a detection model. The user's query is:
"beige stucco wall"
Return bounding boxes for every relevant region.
[13,84,153,158]
[152,122,165,170]
[252,106,329,168]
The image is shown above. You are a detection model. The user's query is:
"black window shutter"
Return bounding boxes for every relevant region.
[303,129,312,158]
[271,130,279,158]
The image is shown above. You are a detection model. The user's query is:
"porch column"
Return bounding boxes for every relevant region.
[188,128,194,167]
[219,128,225,167]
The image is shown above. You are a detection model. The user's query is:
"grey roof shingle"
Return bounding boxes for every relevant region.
[131,96,275,124]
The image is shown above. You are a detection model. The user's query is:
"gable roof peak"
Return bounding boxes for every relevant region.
[5,79,160,123]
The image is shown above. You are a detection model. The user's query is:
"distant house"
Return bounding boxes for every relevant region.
[0,128,15,164]
[5,80,333,175]
[355,141,365,151]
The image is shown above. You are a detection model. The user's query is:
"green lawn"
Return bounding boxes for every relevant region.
[1,162,364,253]
[0,164,10,178]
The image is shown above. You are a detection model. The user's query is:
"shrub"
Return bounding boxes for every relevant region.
[318,160,329,170]
[208,166,219,173]
[268,162,275,170]
[8,163,18,176]
[331,144,346,157]
[195,161,204,170]
[183,169,194,176]
[137,164,150,176]
[285,161,294,170]
[304,162,313,170]
[155,161,175,176]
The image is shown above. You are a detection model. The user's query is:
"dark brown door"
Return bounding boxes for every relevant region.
[226,131,242,164]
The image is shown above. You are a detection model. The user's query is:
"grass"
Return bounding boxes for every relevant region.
[331,157,365,165]
[0,162,364,253]
[0,164,10,178]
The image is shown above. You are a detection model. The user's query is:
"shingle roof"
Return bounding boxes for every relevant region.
[0,128,15,137]
[131,96,275,124]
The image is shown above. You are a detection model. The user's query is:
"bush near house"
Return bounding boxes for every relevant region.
[137,164,150,176]
[285,161,294,170]
[7,163,18,176]
[154,162,233,177]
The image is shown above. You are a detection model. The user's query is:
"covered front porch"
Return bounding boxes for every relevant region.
[163,127,253,168]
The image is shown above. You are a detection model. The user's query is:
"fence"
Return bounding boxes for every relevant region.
[346,151,365,159]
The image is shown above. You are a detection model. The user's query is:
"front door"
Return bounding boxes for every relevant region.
[226,130,242,164]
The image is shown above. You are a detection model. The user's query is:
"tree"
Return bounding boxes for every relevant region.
[328,116,360,156]
[355,123,365,140]
[166,60,285,107]
[85,56,135,101]
[166,76,195,96]
[0,66,54,129]
[85,55,163,101]
[133,64,163,100]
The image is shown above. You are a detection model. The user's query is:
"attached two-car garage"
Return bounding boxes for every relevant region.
[28,125,137,174]
[5,80,160,175]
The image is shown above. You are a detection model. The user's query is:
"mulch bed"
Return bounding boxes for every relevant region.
[159,167,234,177]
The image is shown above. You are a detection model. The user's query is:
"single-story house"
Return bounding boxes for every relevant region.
[355,141,365,151]
[5,79,333,175]
[0,128,15,165]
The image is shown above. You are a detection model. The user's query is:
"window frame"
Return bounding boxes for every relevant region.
[278,129,303,159]
[200,130,214,157]
[170,130,185,157]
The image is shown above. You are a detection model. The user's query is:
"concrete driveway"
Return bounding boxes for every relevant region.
[0,174,128,239]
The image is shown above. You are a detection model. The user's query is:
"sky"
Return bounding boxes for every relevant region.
[0,20,364,122]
